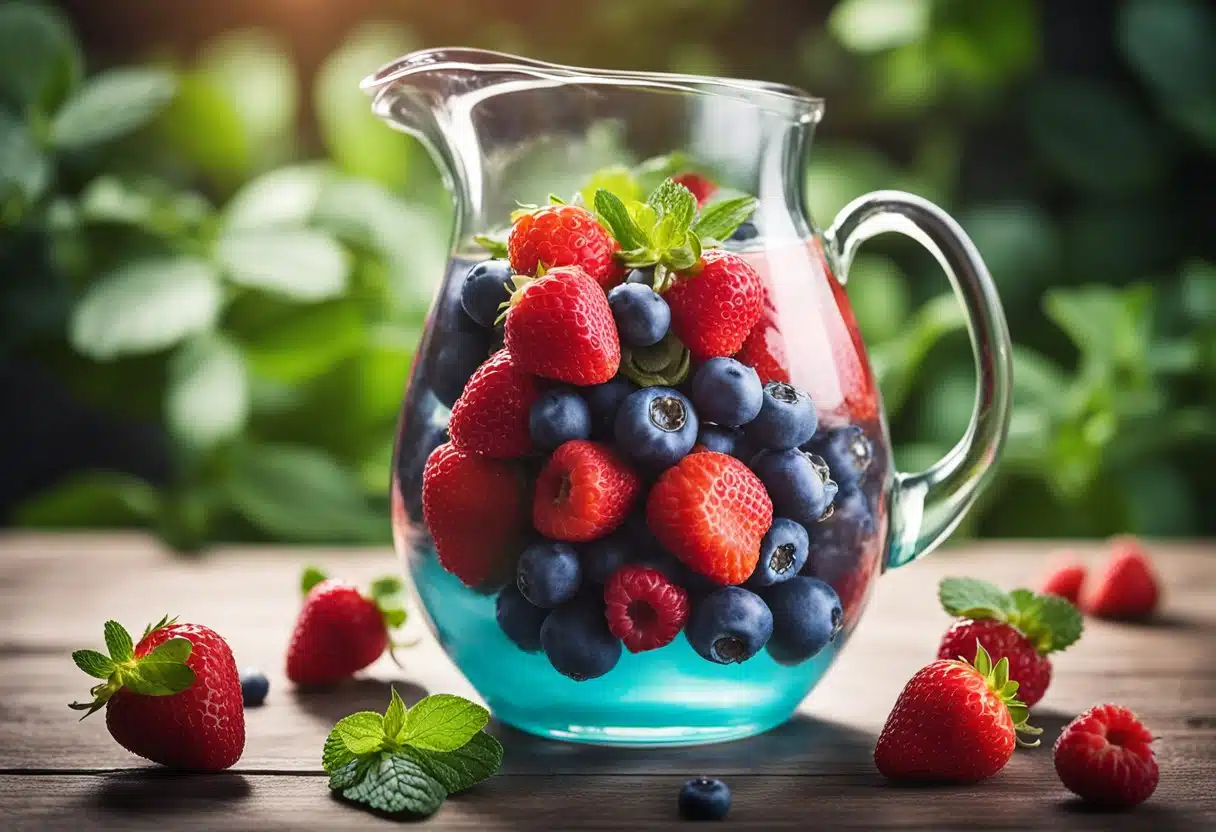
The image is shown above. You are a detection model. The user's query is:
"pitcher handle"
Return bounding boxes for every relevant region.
[824,191,1013,569]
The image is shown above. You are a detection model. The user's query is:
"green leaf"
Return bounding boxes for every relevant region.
[143,636,192,665]
[9,472,159,530]
[1017,594,1084,654]
[473,232,509,260]
[216,228,350,302]
[75,175,212,237]
[69,258,223,361]
[103,621,134,663]
[166,335,249,448]
[383,687,408,742]
[335,711,387,756]
[50,68,177,150]
[323,730,357,774]
[328,757,367,790]
[121,658,195,696]
[938,577,1013,621]
[369,577,403,600]
[593,189,648,251]
[301,566,328,594]
[338,751,447,817]
[1119,0,1216,108]
[236,301,365,385]
[72,649,115,680]
[692,196,757,243]
[647,179,696,234]
[829,0,929,53]
[580,164,641,206]
[0,2,81,114]
[409,731,504,794]
[0,110,50,211]
[402,694,490,753]
[222,164,331,231]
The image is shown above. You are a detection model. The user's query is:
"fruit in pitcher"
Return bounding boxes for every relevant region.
[580,531,635,585]
[665,248,764,361]
[685,586,774,664]
[540,595,622,681]
[533,440,641,542]
[614,386,700,470]
[745,518,810,588]
[874,643,1041,783]
[422,442,528,587]
[689,357,763,427]
[607,282,671,347]
[672,172,718,206]
[71,617,245,771]
[496,584,550,653]
[603,565,690,652]
[747,381,819,450]
[1081,537,1160,620]
[460,258,514,328]
[508,203,619,288]
[503,265,621,385]
[1039,559,1086,604]
[430,312,496,409]
[1053,704,1158,808]
[805,424,873,489]
[516,541,583,609]
[735,310,790,384]
[647,452,773,586]
[529,388,592,452]
[583,376,638,439]
[694,424,747,459]
[449,349,540,459]
[764,576,843,664]
[750,448,836,528]
[678,777,732,821]
[802,485,874,581]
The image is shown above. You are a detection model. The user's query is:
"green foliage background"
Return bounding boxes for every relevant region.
[2,0,1213,548]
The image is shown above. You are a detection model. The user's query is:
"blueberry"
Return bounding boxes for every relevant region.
[529,389,591,451]
[689,357,763,427]
[517,541,582,608]
[802,485,875,582]
[614,387,699,470]
[496,584,550,652]
[540,596,622,680]
[805,425,873,489]
[678,777,732,821]
[428,315,494,408]
[623,510,662,554]
[584,376,638,439]
[460,259,513,328]
[608,283,670,347]
[239,667,269,707]
[745,518,810,588]
[746,381,818,450]
[763,576,843,665]
[729,220,758,242]
[685,587,773,664]
[580,532,635,584]
[696,424,745,458]
[750,449,835,527]
[625,266,655,286]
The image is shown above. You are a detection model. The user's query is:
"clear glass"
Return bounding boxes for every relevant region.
[371,49,1012,746]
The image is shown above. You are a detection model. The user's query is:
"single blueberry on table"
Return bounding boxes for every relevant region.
[608,283,670,347]
[678,777,732,821]
[517,541,582,608]
[239,667,269,707]
[460,259,514,328]
[763,576,844,665]
[745,518,810,588]
[540,595,622,681]
[428,314,493,408]
[583,376,638,440]
[580,531,635,585]
[685,586,773,664]
[805,424,873,489]
[529,389,591,452]
[747,381,819,450]
[614,387,699,471]
[689,357,763,427]
[750,448,836,528]
[496,584,550,652]
[696,424,745,459]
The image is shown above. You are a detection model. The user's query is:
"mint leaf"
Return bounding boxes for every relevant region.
[647,179,696,230]
[1012,593,1083,654]
[72,649,115,679]
[402,694,489,752]
[634,152,692,193]
[593,189,648,251]
[473,231,509,259]
[328,757,370,790]
[103,620,134,663]
[383,687,408,742]
[939,577,1013,620]
[694,196,757,242]
[580,164,641,206]
[323,730,356,773]
[335,711,387,756]
[337,752,447,817]
[301,565,327,594]
[410,731,504,793]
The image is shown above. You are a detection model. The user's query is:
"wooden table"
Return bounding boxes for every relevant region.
[1,533,1212,830]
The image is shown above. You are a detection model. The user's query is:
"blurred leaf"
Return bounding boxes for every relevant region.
[227,443,386,542]
[872,42,939,115]
[166,334,249,448]
[359,435,397,494]
[960,204,1058,304]
[843,253,909,343]
[157,72,250,188]
[1181,260,1216,323]
[50,68,177,150]
[1119,0,1216,107]
[223,164,332,231]
[76,175,212,236]
[239,301,365,383]
[0,109,49,216]
[1024,80,1165,196]
[1063,201,1175,285]
[914,364,974,444]
[1011,345,1069,406]
[69,257,223,360]
[829,0,929,53]
[0,1,81,115]
[1121,463,1197,537]
[1043,284,1153,376]
[11,472,158,528]
[216,228,350,301]
[870,293,966,417]
[805,145,894,226]
[929,0,1037,88]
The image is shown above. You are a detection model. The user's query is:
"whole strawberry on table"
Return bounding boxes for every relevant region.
[418,169,884,682]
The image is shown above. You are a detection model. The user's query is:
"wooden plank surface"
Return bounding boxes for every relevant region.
[1,532,1213,829]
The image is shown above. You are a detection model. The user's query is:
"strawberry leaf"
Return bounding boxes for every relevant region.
[301,565,328,594]
[120,657,195,696]
[72,649,115,680]
[382,687,408,743]
[593,189,648,251]
[939,577,1013,620]
[694,195,757,242]
[103,620,134,663]
[369,576,403,600]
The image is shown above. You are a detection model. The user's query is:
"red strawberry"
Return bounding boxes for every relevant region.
[285,567,406,686]
[1054,704,1158,808]
[508,203,620,289]
[874,643,1040,783]
[665,249,763,361]
[647,452,773,585]
[533,440,640,542]
[503,266,621,385]
[71,617,244,770]
[734,312,790,384]
[604,565,690,652]
[1040,559,1086,604]
[936,577,1083,707]
[449,349,540,458]
[1081,537,1160,620]
[422,442,528,587]
[672,172,718,206]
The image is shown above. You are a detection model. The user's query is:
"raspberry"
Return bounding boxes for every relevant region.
[1054,704,1158,808]
[603,565,690,652]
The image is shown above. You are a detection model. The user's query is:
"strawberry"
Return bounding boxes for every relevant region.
[604,565,690,652]
[664,249,764,361]
[1053,704,1158,808]
[874,643,1041,783]
[422,441,528,587]
[71,617,244,770]
[1040,558,1086,604]
[508,203,620,289]
[734,311,790,384]
[672,172,717,206]
[503,266,621,386]
[533,439,641,542]
[1081,537,1160,620]
[647,452,773,585]
[936,577,1083,707]
[285,567,407,686]
[449,349,540,459]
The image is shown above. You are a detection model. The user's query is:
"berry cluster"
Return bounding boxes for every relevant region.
[421,174,877,681]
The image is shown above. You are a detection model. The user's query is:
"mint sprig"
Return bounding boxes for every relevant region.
[323,688,503,819]
[939,577,1083,655]
[70,617,195,718]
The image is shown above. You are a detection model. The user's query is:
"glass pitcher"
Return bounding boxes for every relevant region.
[369,49,1012,746]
